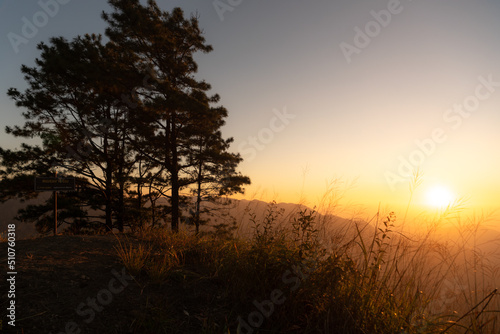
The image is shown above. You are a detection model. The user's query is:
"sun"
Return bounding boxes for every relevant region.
[425,185,455,208]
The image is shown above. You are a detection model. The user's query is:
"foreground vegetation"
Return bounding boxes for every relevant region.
[114,203,499,333]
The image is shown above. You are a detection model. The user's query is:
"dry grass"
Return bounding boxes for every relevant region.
[113,179,499,333]
[114,238,151,276]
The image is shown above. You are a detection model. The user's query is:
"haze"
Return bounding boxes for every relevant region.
[0,0,499,221]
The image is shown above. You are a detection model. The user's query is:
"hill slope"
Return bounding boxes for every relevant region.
[1,235,142,333]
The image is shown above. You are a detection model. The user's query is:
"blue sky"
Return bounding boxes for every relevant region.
[1,0,500,217]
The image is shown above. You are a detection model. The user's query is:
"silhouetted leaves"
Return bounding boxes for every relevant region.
[1,0,249,234]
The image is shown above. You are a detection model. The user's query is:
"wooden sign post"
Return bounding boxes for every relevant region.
[54,171,57,236]
[34,174,76,235]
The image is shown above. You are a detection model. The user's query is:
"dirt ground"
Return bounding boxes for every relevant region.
[0,234,224,334]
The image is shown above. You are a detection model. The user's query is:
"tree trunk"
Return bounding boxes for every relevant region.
[117,180,124,232]
[137,179,143,229]
[171,171,180,232]
[195,160,203,235]
[115,135,125,232]
[105,179,113,232]
[151,199,156,227]
[103,128,113,232]
[168,114,180,233]
[149,182,157,228]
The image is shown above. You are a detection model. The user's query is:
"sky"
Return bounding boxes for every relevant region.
[0,0,499,222]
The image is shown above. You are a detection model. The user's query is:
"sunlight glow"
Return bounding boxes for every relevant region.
[426,185,455,208]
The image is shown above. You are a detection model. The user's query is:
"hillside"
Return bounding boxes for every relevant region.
[2,220,499,332]
[1,234,228,333]
[1,235,134,332]
[0,197,359,240]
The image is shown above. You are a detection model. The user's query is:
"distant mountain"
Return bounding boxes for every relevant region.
[432,224,500,260]
[1,196,372,244]
[190,198,376,248]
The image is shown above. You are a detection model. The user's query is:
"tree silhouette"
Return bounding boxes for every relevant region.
[1,0,249,234]
[102,0,249,231]
[187,132,250,233]
[4,34,138,232]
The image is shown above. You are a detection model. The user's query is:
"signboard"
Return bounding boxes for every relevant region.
[34,177,76,191]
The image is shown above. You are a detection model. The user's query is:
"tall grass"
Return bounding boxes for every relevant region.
[115,190,499,333]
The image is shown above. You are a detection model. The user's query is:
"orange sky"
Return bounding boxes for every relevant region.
[1,1,499,226]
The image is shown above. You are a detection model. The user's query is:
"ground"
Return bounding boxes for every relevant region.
[0,234,229,334]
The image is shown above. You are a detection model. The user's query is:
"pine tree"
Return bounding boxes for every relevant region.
[2,0,250,234]
[5,34,138,232]
[103,0,249,232]
[187,132,250,234]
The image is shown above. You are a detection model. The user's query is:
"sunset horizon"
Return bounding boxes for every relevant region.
[0,1,499,332]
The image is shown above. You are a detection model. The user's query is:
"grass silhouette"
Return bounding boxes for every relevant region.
[113,186,500,333]
[3,179,498,333]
